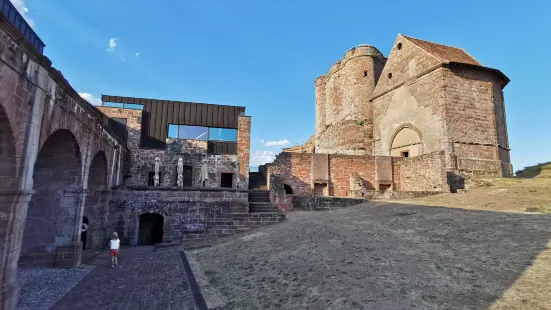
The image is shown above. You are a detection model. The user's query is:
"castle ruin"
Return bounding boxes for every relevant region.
[263,34,512,209]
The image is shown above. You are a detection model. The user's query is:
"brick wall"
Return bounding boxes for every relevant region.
[315,45,386,154]
[392,151,448,192]
[109,187,249,245]
[328,155,376,196]
[267,152,312,196]
[237,116,251,186]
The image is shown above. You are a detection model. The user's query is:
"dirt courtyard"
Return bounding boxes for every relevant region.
[188,203,551,310]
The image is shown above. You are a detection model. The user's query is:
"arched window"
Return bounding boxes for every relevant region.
[390,126,422,157]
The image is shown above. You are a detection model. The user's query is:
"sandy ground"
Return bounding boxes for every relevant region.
[188,202,551,310]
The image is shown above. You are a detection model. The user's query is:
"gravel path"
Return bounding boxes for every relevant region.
[188,202,551,310]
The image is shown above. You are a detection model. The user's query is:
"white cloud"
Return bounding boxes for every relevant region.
[135,52,140,57]
[78,93,102,106]
[250,150,276,167]
[264,139,290,147]
[107,37,118,52]
[10,0,33,27]
[120,57,126,62]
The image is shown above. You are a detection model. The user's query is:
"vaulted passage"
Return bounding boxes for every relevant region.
[82,151,108,250]
[20,129,82,266]
[138,213,164,245]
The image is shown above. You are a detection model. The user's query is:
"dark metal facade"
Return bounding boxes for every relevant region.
[0,0,45,54]
[101,95,245,151]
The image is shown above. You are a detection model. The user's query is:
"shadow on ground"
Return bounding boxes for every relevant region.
[188,202,551,310]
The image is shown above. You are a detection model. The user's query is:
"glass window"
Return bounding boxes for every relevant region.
[178,125,209,140]
[103,102,123,108]
[168,124,178,138]
[209,128,237,142]
[123,103,144,110]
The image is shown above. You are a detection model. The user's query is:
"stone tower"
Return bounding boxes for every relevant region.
[314,45,386,155]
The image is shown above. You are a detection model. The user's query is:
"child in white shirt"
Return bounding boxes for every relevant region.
[109,232,120,267]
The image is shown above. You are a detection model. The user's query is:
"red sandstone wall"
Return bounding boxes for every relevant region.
[237,116,251,184]
[443,67,509,176]
[314,45,386,155]
[328,155,376,196]
[392,152,448,192]
[267,153,312,196]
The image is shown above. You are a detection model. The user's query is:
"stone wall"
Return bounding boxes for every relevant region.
[98,107,249,188]
[314,45,386,154]
[292,196,366,211]
[392,151,448,192]
[0,18,124,309]
[108,187,249,245]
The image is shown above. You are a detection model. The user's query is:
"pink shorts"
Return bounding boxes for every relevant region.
[110,249,119,257]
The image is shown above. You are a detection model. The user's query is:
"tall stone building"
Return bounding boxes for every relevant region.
[265,34,512,203]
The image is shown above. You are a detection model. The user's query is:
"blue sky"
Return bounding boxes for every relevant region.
[17,0,551,171]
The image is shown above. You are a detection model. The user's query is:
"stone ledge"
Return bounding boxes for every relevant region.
[112,185,249,193]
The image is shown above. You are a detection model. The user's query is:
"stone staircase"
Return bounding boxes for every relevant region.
[248,172,279,213]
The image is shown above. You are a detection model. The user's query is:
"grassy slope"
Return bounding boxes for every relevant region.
[396,162,551,213]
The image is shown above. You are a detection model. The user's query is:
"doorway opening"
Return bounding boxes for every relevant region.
[220,173,234,188]
[138,213,164,245]
[81,216,89,250]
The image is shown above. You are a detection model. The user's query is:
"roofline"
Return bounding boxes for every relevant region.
[399,34,483,67]
[100,94,246,110]
[445,62,510,88]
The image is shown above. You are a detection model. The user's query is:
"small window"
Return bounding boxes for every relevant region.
[148,172,162,186]
[401,151,409,158]
[363,70,368,77]
[209,128,237,142]
[220,173,234,188]
[397,42,402,50]
[388,73,393,79]
[112,118,127,126]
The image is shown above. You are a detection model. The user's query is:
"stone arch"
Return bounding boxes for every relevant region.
[20,129,83,266]
[389,124,423,157]
[82,151,108,250]
[283,184,293,195]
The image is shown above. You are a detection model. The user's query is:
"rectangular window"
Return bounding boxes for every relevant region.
[123,103,144,110]
[168,124,178,138]
[209,128,237,142]
[102,102,143,110]
[167,124,209,140]
[103,102,124,108]
[112,118,127,126]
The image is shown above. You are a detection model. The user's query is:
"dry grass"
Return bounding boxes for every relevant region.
[395,162,551,214]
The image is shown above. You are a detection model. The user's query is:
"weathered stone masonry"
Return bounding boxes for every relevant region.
[265,34,512,208]
[0,14,124,310]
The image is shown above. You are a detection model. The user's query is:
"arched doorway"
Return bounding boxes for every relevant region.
[138,213,164,245]
[81,216,89,250]
[20,129,82,266]
[390,126,422,157]
[82,151,108,250]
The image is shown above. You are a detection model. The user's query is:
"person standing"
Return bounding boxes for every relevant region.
[109,232,120,267]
